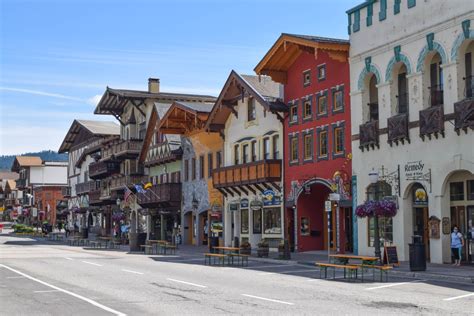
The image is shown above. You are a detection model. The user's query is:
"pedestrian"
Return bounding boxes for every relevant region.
[64,220,70,238]
[451,225,464,266]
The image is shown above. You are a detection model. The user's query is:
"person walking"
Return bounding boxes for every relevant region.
[451,225,464,266]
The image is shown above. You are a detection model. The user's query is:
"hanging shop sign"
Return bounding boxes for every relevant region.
[229,203,239,212]
[240,198,249,209]
[413,186,428,206]
[263,190,281,206]
[442,217,451,235]
[405,161,432,192]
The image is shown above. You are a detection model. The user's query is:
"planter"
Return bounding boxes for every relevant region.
[257,247,269,258]
[240,247,251,255]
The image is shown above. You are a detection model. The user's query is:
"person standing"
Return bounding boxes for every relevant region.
[451,225,464,266]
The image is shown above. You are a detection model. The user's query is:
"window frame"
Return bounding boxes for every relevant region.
[368,216,393,247]
[234,144,240,165]
[450,182,465,201]
[184,160,189,181]
[216,151,222,168]
[191,158,196,180]
[303,69,311,87]
[241,208,249,234]
[247,97,256,122]
[302,96,313,121]
[317,64,326,81]
[331,86,345,114]
[289,101,299,125]
[317,127,329,161]
[251,140,257,162]
[242,143,249,164]
[332,123,345,159]
[207,153,213,179]
[199,155,205,179]
[289,134,299,165]
[316,91,329,118]
[272,134,279,159]
[253,208,262,234]
[263,207,282,235]
[263,137,270,160]
[303,131,313,162]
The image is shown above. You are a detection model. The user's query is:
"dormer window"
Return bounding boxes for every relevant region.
[247,97,256,121]
[303,70,311,87]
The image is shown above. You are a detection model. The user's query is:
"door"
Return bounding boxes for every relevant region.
[286,208,295,252]
[451,206,468,262]
[413,207,430,261]
[344,208,353,253]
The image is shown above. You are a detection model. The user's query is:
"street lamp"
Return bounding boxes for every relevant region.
[369,169,382,263]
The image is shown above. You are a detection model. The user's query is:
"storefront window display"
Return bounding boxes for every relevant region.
[368,217,393,246]
[263,207,281,234]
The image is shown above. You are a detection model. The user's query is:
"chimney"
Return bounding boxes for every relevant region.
[148,78,160,93]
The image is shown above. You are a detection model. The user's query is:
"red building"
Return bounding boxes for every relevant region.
[255,34,352,252]
[34,186,65,225]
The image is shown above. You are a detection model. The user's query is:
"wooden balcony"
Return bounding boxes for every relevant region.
[212,160,282,193]
[101,139,142,161]
[110,175,148,191]
[419,105,444,140]
[62,186,71,198]
[387,113,409,146]
[75,181,99,195]
[454,98,474,134]
[88,189,102,206]
[359,120,379,151]
[89,161,120,179]
[136,183,182,208]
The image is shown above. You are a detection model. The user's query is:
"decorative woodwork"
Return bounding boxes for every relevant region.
[454,98,474,134]
[75,181,99,195]
[136,183,182,208]
[89,161,120,179]
[387,113,409,146]
[212,160,281,189]
[419,105,444,140]
[359,120,379,151]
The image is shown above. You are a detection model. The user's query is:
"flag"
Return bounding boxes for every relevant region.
[143,182,153,190]
[134,184,146,194]
[124,186,133,203]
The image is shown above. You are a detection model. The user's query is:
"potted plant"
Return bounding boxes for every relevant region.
[257,239,269,258]
[240,241,251,255]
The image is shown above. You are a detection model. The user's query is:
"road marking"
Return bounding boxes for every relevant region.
[82,261,103,267]
[166,278,207,288]
[259,269,316,275]
[34,290,60,293]
[241,294,294,305]
[365,279,426,290]
[444,292,474,301]
[121,269,144,275]
[6,276,26,279]
[64,257,74,261]
[0,264,126,316]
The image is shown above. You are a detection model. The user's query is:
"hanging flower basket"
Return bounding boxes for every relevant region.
[112,213,125,222]
[355,200,397,218]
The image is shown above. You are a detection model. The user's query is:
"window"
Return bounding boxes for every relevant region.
[303,133,313,161]
[272,135,279,159]
[334,127,344,155]
[290,104,298,123]
[251,141,257,162]
[234,145,240,165]
[303,70,311,87]
[317,93,327,116]
[318,130,328,158]
[300,217,310,236]
[263,208,282,234]
[184,160,189,181]
[379,0,387,21]
[450,182,464,201]
[263,138,270,160]
[253,209,262,234]
[333,88,344,112]
[290,136,298,163]
[247,97,256,121]
[216,151,222,167]
[467,180,474,200]
[242,144,249,164]
[317,65,326,81]
[303,98,312,119]
[207,153,213,178]
[368,217,393,247]
[408,0,416,8]
[199,155,204,179]
[241,209,249,234]
[353,10,360,32]
[192,158,196,180]
[394,0,400,14]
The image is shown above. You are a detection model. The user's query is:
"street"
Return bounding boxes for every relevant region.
[0,232,473,316]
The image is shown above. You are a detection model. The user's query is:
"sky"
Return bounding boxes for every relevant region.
[0,0,360,155]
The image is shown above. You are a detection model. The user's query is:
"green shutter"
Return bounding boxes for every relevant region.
[367,3,373,26]
[394,0,401,14]
[379,0,387,21]
[353,10,360,32]
[348,13,352,35]
[408,0,416,8]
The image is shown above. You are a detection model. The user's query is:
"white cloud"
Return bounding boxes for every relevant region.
[87,94,102,106]
[0,86,84,102]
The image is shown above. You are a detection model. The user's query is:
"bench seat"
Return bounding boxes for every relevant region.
[316,262,359,280]
[204,253,227,266]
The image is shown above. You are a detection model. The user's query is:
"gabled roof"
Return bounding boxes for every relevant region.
[5,179,16,191]
[0,172,19,181]
[11,156,42,172]
[254,33,350,84]
[58,119,120,153]
[159,101,214,135]
[204,70,286,132]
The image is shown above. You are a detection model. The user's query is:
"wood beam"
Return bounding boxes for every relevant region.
[269,182,281,193]
[131,100,146,117]
[254,183,266,194]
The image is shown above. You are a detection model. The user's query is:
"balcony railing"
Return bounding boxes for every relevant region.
[102,139,143,161]
[110,175,148,191]
[75,181,99,195]
[89,189,102,205]
[89,161,120,179]
[359,120,379,150]
[16,178,27,189]
[212,159,282,188]
[465,75,474,98]
[62,186,71,198]
[429,85,444,106]
[136,183,182,207]
[454,98,474,134]
[387,113,409,145]
[419,105,444,140]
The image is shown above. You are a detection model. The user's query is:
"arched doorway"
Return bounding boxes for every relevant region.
[409,183,430,261]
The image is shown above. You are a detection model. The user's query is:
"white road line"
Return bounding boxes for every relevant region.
[121,269,144,275]
[34,290,60,293]
[241,294,294,305]
[444,292,474,301]
[0,264,126,316]
[64,257,74,261]
[166,278,207,288]
[82,261,103,267]
[6,276,26,279]
[365,279,426,290]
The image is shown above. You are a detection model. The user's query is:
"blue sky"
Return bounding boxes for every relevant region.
[0,0,360,155]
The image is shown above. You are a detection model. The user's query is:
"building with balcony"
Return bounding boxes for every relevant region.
[347,0,474,263]
[159,101,223,248]
[205,70,286,249]
[255,33,353,253]
[58,119,120,233]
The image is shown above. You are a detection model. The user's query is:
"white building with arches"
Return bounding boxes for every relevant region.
[347,0,474,264]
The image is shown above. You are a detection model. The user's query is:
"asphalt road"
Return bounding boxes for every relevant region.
[0,232,473,315]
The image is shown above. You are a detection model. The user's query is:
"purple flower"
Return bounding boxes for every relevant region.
[355,200,397,218]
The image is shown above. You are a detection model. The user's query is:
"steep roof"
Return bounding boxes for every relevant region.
[159,101,214,135]
[254,33,349,84]
[5,179,16,190]
[0,171,19,181]
[11,156,42,172]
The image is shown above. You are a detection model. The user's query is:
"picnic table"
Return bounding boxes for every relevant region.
[98,237,113,248]
[147,240,176,255]
[205,246,248,266]
[330,254,378,266]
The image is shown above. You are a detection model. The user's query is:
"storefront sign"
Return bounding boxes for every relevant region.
[240,198,249,209]
[250,199,263,210]
[413,187,428,206]
[405,160,425,179]
[325,201,332,213]
[229,203,239,212]
[263,190,281,206]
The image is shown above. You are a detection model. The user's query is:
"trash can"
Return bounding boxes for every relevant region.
[409,235,426,271]
[209,236,219,253]
[81,228,88,239]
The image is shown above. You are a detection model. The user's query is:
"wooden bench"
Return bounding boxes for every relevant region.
[89,241,105,249]
[228,253,249,266]
[316,262,359,280]
[355,264,393,282]
[112,241,122,249]
[204,253,227,266]
[163,244,177,255]
[140,245,153,254]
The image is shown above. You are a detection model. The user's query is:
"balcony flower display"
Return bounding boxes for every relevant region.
[112,212,125,222]
[355,200,397,218]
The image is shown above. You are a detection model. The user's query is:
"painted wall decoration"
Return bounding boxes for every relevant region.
[428,216,441,239]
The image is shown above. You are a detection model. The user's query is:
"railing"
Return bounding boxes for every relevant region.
[75,181,99,195]
[454,98,474,133]
[387,113,409,145]
[88,189,102,205]
[465,75,474,98]
[101,139,142,161]
[359,120,379,149]
[212,160,282,188]
[62,186,71,198]
[429,85,444,106]
[396,92,409,114]
[110,175,148,191]
[136,183,182,206]
[419,105,444,139]
[89,161,120,179]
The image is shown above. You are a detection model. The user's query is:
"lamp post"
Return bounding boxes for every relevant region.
[368,170,382,263]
